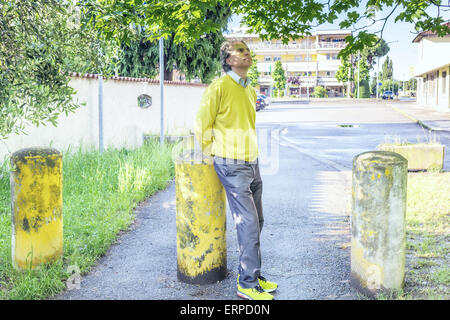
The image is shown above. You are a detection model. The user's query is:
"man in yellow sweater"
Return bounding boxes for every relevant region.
[195,40,278,300]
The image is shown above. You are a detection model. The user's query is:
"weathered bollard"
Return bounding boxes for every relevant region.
[351,151,408,296]
[174,142,227,284]
[10,147,63,270]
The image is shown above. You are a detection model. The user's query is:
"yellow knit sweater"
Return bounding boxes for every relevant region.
[194,74,258,162]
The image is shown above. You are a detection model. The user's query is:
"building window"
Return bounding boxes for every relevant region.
[305,56,312,62]
[442,71,447,94]
[273,56,281,61]
[295,55,302,62]
[264,56,272,61]
[326,53,338,60]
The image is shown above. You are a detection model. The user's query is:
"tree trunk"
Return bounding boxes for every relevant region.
[164,69,173,81]
[163,57,173,81]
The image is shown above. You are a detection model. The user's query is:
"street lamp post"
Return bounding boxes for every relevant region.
[376,56,380,99]
[357,51,360,99]
[98,74,104,153]
[347,60,351,98]
[159,37,164,145]
[307,39,310,101]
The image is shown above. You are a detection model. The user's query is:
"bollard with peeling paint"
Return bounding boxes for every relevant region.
[175,144,227,284]
[10,147,63,270]
[351,151,408,297]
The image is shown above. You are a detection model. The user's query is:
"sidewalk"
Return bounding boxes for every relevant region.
[391,103,450,132]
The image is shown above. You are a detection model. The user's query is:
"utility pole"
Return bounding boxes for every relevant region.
[376,56,380,99]
[347,55,351,98]
[159,37,164,145]
[98,75,104,153]
[357,52,360,99]
[307,38,310,101]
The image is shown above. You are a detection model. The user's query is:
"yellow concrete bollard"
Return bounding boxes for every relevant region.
[174,143,227,284]
[10,147,63,270]
[351,151,408,297]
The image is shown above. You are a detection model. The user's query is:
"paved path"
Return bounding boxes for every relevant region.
[56,131,358,300]
[55,100,449,300]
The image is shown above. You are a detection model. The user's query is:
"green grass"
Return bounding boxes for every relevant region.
[0,140,174,299]
[400,171,449,300]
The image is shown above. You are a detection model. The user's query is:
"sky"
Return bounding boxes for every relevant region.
[227,3,447,81]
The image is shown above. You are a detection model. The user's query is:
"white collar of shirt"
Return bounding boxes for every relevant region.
[227,71,250,88]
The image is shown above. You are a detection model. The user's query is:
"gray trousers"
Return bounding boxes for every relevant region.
[213,156,264,289]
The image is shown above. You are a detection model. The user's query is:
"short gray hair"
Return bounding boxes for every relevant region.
[220,40,247,72]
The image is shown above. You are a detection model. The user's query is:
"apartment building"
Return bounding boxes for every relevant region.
[225,29,351,97]
[412,22,450,110]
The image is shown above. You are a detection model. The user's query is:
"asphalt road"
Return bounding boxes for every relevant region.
[258,101,450,171]
[55,100,448,300]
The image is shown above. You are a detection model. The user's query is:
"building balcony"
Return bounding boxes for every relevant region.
[257,76,342,88]
[292,77,318,85]
[258,77,273,85]
[258,76,317,86]
[317,77,341,86]
[257,61,317,72]
[317,42,347,49]
[317,60,341,70]
[248,43,316,51]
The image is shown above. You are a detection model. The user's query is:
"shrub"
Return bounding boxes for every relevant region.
[313,86,328,98]
[358,80,371,98]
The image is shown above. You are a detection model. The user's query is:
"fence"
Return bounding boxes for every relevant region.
[0,74,207,163]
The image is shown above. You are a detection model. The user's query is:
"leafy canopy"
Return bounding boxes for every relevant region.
[0,0,117,140]
[2,0,449,139]
[336,36,389,86]
[83,0,450,61]
[115,3,231,83]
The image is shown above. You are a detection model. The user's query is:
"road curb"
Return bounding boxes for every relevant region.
[390,105,436,132]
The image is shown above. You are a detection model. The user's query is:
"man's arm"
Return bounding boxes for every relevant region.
[194,84,220,156]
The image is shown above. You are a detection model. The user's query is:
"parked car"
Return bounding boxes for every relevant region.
[257,94,269,108]
[256,97,263,111]
[382,90,394,99]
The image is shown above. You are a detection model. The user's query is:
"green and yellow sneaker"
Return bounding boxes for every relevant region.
[258,276,278,293]
[237,284,274,300]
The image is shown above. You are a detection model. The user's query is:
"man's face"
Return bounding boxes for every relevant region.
[226,42,252,70]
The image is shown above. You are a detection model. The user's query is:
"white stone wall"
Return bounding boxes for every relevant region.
[0,76,206,163]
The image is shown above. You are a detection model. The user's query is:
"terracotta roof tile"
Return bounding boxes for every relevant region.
[412,22,450,43]
[68,72,208,87]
